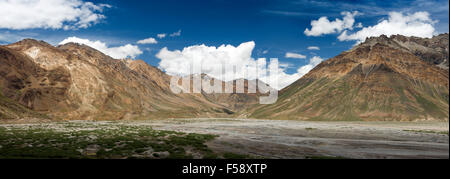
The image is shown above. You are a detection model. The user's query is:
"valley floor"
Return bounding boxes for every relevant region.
[0,118,448,159]
[148,118,449,159]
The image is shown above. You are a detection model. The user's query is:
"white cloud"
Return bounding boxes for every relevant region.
[356,22,363,28]
[0,0,110,30]
[137,37,158,44]
[305,11,359,36]
[338,11,436,43]
[156,42,255,79]
[262,50,269,54]
[157,33,167,39]
[307,46,320,50]
[296,56,324,77]
[156,42,324,90]
[170,30,182,37]
[59,37,142,59]
[285,52,306,59]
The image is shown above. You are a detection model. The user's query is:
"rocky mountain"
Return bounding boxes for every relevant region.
[249,34,449,121]
[0,39,263,120]
[360,33,449,70]
[0,46,67,119]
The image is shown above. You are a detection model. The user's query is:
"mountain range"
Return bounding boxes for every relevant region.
[1,34,449,121]
[1,39,262,120]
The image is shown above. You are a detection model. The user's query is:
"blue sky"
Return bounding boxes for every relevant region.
[0,0,448,88]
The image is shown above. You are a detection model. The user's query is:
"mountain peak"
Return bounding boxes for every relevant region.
[13,38,52,46]
[355,34,409,51]
[57,42,93,50]
[7,38,57,52]
[5,39,71,70]
[57,42,108,58]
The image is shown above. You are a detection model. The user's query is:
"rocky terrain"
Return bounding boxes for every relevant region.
[390,33,449,70]
[248,34,449,121]
[0,46,69,119]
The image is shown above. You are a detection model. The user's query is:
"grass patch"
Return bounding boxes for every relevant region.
[0,122,219,159]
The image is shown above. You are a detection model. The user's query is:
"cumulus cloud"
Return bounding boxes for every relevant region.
[304,11,359,36]
[157,42,255,79]
[170,30,182,37]
[338,11,436,43]
[157,33,167,39]
[307,46,320,50]
[137,37,158,44]
[59,37,142,59]
[285,52,306,59]
[0,0,110,30]
[156,42,324,90]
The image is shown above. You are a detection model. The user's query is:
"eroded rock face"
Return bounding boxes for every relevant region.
[6,40,114,119]
[0,46,71,119]
[358,34,449,70]
[249,34,449,121]
[393,34,449,70]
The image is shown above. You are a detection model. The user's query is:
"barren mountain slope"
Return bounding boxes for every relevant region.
[0,46,69,119]
[249,34,449,121]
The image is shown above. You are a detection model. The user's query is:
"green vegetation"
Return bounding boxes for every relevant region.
[413,94,447,118]
[0,122,241,159]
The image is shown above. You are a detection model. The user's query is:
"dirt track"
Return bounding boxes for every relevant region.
[144,118,449,159]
